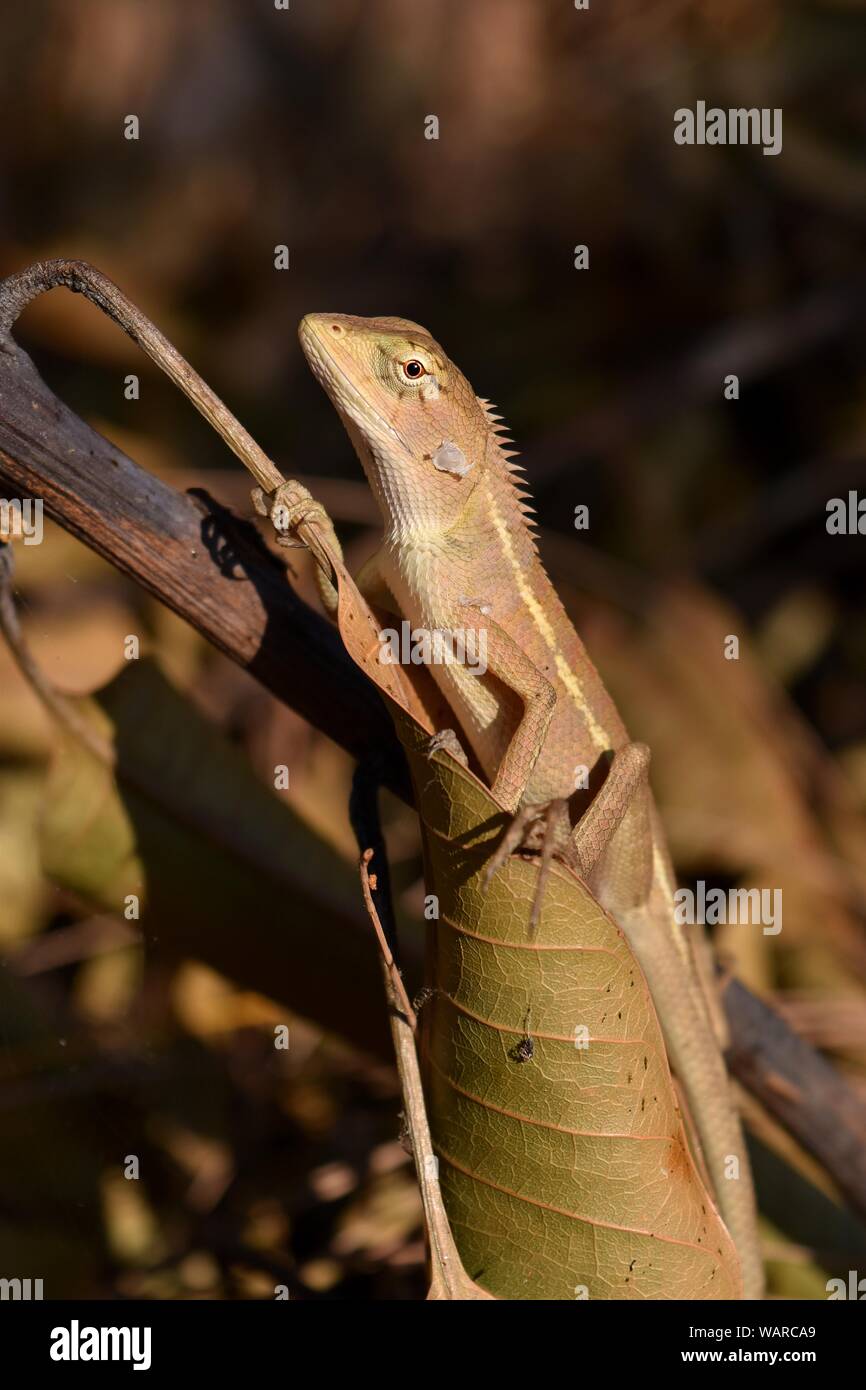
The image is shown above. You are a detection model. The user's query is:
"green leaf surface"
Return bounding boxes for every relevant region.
[393,705,742,1301]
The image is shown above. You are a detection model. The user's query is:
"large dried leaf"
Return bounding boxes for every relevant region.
[386,706,742,1300]
[300,535,744,1300]
[38,657,397,1052]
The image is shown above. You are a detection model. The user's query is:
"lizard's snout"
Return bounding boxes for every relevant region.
[299,312,350,344]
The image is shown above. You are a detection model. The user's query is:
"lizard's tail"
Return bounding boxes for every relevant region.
[621,894,765,1299]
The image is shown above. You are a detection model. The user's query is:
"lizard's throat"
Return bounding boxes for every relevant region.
[345,420,466,545]
[344,422,404,530]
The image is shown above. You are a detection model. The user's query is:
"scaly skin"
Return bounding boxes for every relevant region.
[281,312,763,1298]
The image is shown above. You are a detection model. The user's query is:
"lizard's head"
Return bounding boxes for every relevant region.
[299,312,489,535]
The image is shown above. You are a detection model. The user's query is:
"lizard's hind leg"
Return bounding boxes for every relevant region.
[564,741,653,912]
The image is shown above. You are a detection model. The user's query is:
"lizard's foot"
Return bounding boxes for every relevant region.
[484,801,541,886]
[457,593,492,616]
[528,798,570,936]
[484,797,571,937]
[253,480,341,620]
[251,481,331,551]
[426,728,469,768]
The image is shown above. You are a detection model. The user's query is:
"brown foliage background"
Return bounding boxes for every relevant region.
[1,0,866,1299]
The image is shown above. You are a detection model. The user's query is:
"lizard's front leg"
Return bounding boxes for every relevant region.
[452,604,564,932]
[252,480,341,618]
[457,605,557,813]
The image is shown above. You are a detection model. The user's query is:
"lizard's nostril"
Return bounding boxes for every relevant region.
[331,324,342,334]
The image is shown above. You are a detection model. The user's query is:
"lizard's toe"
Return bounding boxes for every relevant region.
[258,481,332,549]
[484,802,540,883]
[426,728,469,768]
[250,485,269,517]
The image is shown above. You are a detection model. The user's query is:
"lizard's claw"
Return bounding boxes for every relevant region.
[426,728,469,768]
[251,480,331,551]
[250,485,269,518]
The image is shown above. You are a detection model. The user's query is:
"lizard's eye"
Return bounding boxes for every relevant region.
[402,359,426,380]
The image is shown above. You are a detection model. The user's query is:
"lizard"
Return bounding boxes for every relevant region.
[253,311,764,1299]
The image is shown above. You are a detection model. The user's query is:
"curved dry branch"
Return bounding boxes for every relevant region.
[0,260,411,802]
[723,977,866,1224]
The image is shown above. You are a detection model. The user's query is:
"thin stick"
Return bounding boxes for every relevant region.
[0,258,284,498]
[359,849,416,1031]
[358,853,493,1300]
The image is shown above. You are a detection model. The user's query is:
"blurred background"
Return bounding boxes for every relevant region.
[1,0,866,1299]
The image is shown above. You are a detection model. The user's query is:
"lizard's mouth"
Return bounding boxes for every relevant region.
[299,315,408,452]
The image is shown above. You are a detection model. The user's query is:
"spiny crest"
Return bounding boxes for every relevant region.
[476,395,525,475]
[476,395,539,543]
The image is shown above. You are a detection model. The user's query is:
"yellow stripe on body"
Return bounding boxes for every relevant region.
[488,495,611,753]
